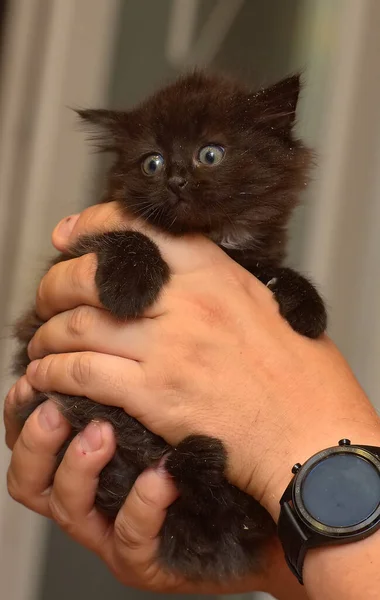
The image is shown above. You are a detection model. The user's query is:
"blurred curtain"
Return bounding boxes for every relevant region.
[294,0,380,406]
[0,1,120,599]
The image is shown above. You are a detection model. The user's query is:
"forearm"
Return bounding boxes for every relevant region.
[304,530,380,600]
[263,410,380,600]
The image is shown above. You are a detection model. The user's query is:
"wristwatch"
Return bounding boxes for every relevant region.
[278,439,380,584]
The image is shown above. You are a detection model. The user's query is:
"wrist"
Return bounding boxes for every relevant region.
[257,409,380,522]
[304,528,380,599]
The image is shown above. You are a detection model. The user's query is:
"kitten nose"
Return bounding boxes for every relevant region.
[168,176,188,192]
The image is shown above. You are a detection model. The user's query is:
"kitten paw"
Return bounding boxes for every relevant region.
[270,268,327,338]
[165,435,227,501]
[252,265,327,339]
[282,301,327,338]
[75,230,170,319]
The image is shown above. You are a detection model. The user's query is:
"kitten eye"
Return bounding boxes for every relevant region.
[142,154,164,176]
[197,145,225,166]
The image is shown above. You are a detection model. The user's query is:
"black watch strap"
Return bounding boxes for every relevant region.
[278,499,312,584]
[278,442,380,584]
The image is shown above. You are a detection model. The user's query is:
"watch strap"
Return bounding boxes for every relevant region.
[277,442,380,584]
[278,498,312,583]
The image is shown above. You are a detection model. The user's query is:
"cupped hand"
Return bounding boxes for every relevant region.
[6,202,378,598]
[9,201,380,520]
[4,377,306,599]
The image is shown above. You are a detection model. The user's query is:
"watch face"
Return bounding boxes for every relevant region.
[294,448,380,535]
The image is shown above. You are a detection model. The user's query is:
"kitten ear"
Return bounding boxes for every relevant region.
[253,74,301,135]
[76,108,120,126]
[74,108,127,152]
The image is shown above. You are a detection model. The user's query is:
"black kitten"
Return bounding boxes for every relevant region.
[13,71,327,581]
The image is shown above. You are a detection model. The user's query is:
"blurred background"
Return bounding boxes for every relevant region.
[0,1,379,599]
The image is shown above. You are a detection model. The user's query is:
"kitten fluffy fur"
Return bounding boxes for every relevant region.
[13,71,327,581]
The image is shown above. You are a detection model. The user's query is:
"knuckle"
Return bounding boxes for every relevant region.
[224,264,244,286]
[49,496,72,530]
[7,469,25,504]
[133,479,156,510]
[148,365,181,393]
[15,376,34,404]
[70,254,97,293]
[18,420,41,455]
[79,205,104,231]
[34,354,56,384]
[70,352,93,386]
[66,306,94,338]
[37,261,63,303]
[194,294,229,327]
[3,407,14,448]
[114,517,142,552]
[36,271,49,308]
[4,386,16,416]
[5,431,14,451]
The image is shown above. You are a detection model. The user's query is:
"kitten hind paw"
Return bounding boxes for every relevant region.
[165,434,227,500]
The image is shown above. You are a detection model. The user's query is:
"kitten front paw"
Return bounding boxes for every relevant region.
[76,230,170,319]
[252,265,327,339]
[270,268,327,338]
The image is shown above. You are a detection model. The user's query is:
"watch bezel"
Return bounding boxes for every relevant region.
[292,445,380,537]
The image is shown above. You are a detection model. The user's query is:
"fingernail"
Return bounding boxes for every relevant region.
[39,400,62,431]
[80,421,103,453]
[27,359,40,378]
[55,214,80,241]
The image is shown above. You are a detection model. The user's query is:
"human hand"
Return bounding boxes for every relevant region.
[13,201,380,522]
[4,378,307,599]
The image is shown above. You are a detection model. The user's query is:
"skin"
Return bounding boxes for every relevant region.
[4,202,380,599]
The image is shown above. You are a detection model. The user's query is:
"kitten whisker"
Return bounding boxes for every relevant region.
[212,198,235,229]
[126,199,157,210]
[169,214,178,229]
[147,205,163,224]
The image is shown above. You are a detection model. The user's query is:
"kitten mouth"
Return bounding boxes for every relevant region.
[167,191,188,207]
[167,194,193,220]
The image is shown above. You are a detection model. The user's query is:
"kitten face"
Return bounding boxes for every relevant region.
[78,72,311,250]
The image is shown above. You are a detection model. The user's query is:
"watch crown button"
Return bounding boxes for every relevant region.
[339,439,351,446]
[292,463,302,474]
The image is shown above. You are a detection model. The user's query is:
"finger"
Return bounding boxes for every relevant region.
[7,400,71,516]
[26,353,151,424]
[28,305,154,361]
[115,464,178,547]
[36,253,101,320]
[110,466,179,582]
[49,421,115,551]
[4,376,35,449]
[35,244,170,321]
[51,213,80,249]
[52,203,127,251]
[53,202,225,276]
